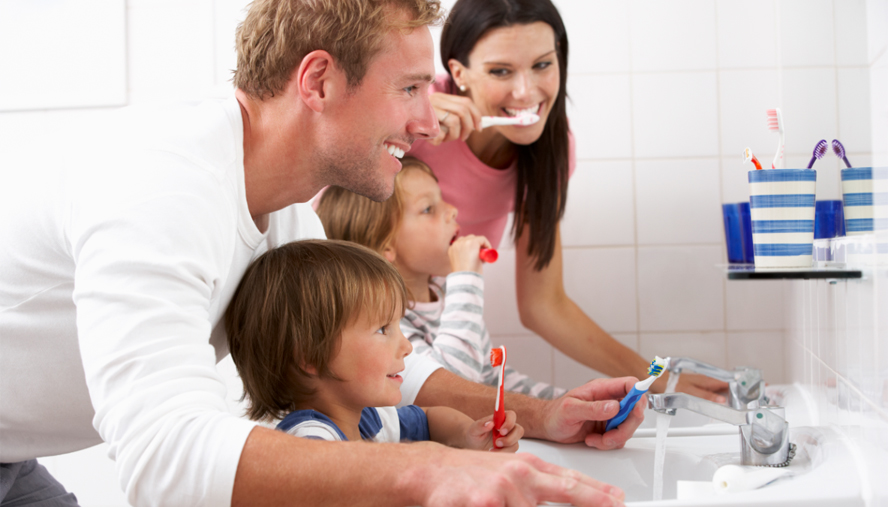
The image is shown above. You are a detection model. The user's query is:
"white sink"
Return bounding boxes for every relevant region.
[518,385,865,506]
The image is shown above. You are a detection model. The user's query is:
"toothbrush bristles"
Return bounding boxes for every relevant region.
[646,357,666,377]
[814,139,827,159]
[490,347,504,367]
[831,139,845,158]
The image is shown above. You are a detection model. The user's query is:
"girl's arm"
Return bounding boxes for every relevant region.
[423,406,522,452]
[514,224,728,401]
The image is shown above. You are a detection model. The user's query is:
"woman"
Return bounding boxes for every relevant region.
[408,0,726,401]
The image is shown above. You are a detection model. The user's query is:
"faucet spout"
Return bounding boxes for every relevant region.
[647,393,792,467]
[665,357,766,409]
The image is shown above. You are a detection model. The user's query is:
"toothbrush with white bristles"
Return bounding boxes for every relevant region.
[605,356,667,432]
[481,113,540,130]
[807,139,828,169]
[832,139,853,168]
[766,108,785,169]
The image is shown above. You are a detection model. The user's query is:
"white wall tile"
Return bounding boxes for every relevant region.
[721,156,754,204]
[556,0,631,74]
[562,161,636,247]
[491,334,554,386]
[837,67,873,154]
[639,332,728,368]
[630,0,718,72]
[567,74,633,160]
[777,0,836,67]
[481,248,526,336]
[0,0,127,111]
[635,158,723,245]
[726,280,786,331]
[865,0,888,64]
[780,68,838,156]
[869,55,888,163]
[727,331,786,384]
[632,72,720,158]
[128,0,216,103]
[834,0,870,66]
[637,246,725,331]
[716,0,779,69]
[562,247,638,333]
[214,0,252,88]
[719,69,782,159]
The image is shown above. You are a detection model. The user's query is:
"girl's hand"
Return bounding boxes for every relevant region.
[465,411,523,452]
[448,235,491,274]
[429,92,482,145]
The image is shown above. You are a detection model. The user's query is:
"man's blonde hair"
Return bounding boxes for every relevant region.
[225,239,408,422]
[316,157,435,254]
[234,0,443,99]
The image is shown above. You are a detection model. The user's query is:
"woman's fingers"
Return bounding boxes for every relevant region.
[429,92,482,145]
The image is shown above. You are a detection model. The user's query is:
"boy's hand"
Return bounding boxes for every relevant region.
[448,235,492,274]
[464,410,523,452]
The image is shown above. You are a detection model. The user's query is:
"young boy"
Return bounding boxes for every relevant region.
[317,158,566,400]
[225,239,522,449]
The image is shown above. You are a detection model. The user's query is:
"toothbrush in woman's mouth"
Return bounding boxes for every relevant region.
[481,104,542,129]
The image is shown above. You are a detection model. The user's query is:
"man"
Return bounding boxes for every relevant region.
[0,0,642,505]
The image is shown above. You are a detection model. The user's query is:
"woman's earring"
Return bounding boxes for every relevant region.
[459,84,467,92]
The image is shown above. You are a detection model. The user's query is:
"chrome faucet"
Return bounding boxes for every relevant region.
[648,393,793,467]
[665,357,766,409]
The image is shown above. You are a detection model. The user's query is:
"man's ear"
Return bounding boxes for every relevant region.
[294,50,346,113]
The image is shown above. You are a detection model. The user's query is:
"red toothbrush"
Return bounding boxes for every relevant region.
[490,346,507,434]
[480,247,498,263]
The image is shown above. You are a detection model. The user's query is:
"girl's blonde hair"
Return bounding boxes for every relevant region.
[316,156,435,254]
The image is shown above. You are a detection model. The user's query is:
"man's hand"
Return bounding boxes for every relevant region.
[415,446,626,507]
[540,377,645,450]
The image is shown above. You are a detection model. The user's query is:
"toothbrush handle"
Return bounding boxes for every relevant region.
[604,385,645,432]
[493,386,506,432]
[842,156,852,169]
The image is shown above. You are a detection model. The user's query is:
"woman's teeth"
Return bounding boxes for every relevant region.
[504,105,540,117]
[386,143,405,159]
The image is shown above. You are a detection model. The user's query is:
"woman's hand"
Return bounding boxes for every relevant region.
[464,410,523,452]
[448,235,491,273]
[664,372,728,404]
[429,92,483,145]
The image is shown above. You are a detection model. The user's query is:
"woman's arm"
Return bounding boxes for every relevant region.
[514,224,727,401]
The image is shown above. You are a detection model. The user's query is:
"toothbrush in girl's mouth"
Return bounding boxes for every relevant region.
[831,139,853,168]
[807,140,828,169]
[605,356,667,432]
[744,147,763,170]
[490,346,507,436]
[480,113,540,129]
[766,109,784,169]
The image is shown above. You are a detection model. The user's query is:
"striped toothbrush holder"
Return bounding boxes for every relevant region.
[748,169,817,268]
[840,167,888,235]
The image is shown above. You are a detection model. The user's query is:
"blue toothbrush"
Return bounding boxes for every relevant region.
[605,356,668,432]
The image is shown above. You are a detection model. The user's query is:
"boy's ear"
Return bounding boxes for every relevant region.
[381,244,397,263]
[302,363,318,376]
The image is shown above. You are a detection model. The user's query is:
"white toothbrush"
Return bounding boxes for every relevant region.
[766,108,784,169]
[480,113,540,130]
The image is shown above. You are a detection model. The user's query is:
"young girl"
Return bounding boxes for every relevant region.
[225,239,522,450]
[316,157,566,399]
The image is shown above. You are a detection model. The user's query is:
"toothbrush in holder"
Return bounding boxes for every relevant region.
[605,356,667,432]
[832,139,853,168]
[490,346,507,435]
[807,140,828,169]
[481,114,540,130]
[766,109,784,169]
[744,147,763,170]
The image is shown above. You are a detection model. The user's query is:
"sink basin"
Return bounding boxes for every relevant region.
[519,418,863,506]
[519,434,730,502]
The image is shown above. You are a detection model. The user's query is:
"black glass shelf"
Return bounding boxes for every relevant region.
[724,264,863,280]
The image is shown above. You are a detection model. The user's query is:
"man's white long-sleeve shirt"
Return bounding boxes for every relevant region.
[0,96,440,506]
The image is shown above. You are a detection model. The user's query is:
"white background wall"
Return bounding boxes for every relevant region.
[1,0,885,505]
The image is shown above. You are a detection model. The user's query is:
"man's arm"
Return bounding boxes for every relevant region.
[232,426,625,507]
[414,368,645,450]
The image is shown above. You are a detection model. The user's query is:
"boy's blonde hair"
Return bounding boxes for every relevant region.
[234,0,443,99]
[225,239,408,422]
[316,156,435,254]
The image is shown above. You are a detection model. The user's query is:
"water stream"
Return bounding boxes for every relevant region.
[652,371,680,500]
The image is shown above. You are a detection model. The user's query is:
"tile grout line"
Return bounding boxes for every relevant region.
[713,0,729,369]
[628,0,641,352]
